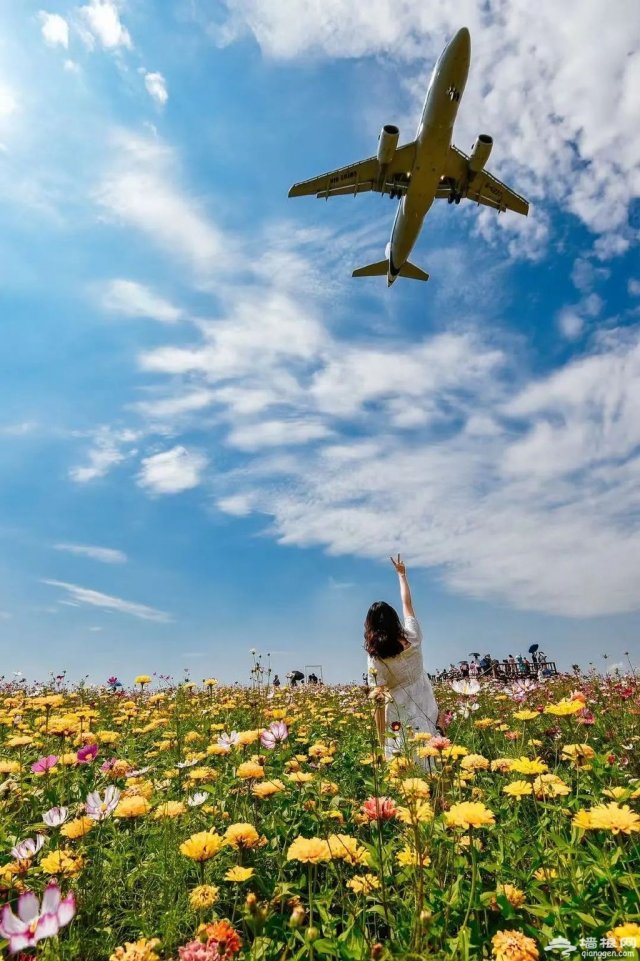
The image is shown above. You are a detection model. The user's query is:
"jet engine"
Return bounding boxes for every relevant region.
[468,134,493,174]
[377,124,400,165]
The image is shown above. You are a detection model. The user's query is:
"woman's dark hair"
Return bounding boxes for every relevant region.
[364,601,407,660]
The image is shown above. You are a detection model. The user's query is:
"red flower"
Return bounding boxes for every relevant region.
[361,796,398,822]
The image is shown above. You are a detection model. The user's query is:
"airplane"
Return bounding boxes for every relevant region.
[288,27,529,286]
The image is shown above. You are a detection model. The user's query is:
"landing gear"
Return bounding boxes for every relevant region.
[448,190,462,205]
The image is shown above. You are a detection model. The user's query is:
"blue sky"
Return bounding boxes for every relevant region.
[1,1,639,685]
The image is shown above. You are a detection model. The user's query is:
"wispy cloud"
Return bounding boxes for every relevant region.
[96,132,227,278]
[100,279,185,324]
[143,71,168,106]
[69,427,140,483]
[54,543,127,564]
[43,579,171,622]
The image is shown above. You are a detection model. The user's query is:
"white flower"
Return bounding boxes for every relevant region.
[42,806,69,828]
[85,786,120,821]
[187,792,208,807]
[451,679,481,696]
[11,835,47,861]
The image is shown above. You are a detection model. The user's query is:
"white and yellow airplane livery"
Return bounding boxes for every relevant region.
[288,27,529,285]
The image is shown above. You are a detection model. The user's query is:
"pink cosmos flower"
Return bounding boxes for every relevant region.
[430,736,451,751]
[0,883,75,954]
[76,744,98,764]
[11,835,47,861]
[260,721,289,749]
[361,796,397,822]
[85,786,120,821]
[31,755,58,775]
[217,732,240,751]
[42,806,69,828]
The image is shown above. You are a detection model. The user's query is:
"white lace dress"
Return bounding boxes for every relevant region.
[367,615,439,768]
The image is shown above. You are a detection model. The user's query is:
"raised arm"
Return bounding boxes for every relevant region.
[390,554,415,619]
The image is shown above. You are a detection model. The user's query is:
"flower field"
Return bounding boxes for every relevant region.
[0,670,638,960]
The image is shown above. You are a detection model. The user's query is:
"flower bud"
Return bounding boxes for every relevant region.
[306,927,320,943]
[371,944,385,960]
[289,905,306,929]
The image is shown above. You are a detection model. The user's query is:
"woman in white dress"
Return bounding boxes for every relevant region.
[365,556,443,768]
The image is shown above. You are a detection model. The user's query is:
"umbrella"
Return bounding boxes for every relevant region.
[468,652,481,659]
[528,644,539,654]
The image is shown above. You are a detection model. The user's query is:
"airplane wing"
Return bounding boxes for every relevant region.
[289,142,417,199]
[444,145,529,216]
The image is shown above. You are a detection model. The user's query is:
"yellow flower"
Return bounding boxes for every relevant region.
[6,736,34,748]
[61,816,95,839]
[533,867,557,882]
[286,836,331,864]
[474,718,496,729]
[444,801,495,829]
[153,801,186,819]
[494,884,526,908]
[441,745,469,759]
[326,834,370,867]
[502,781,533,798]
[347,874,381,895]
[134,675,152,686]
[396,801,434,824]
[574,802,640,835]
[189,885,219,910]
[224,822,265,850]
[399,778,430,799]
[251,779,285,798]
[204,678,218,688]
[115,796,151,819]
[512,711,539,721]
[187,768,217,784]
[491,929,539,961]
[460,754,490,771]
[603,786,632,800]
[510,757,548,776]
[40,849,84,876]
[544,700,583,716]
[225,866,255,882]
[560,743,595,767]
[236,761,265,780]
[180,831,224,861]
[396,844,430,868]
[286,771,314,784]
[109,938,161,961]
[607,923,640,952]
[0,761,20,774]
[491,758,515,773]
[532,774,570,798]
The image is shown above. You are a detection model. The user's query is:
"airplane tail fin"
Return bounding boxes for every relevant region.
[352,259,388,278]
[399,261,429,282]
[352,259,429,282]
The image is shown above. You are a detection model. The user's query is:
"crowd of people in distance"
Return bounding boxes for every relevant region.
[430,650,558,683]
[280,670,323,687]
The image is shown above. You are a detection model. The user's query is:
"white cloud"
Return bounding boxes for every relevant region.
[144,71,168,106]
[78,0,132,49]
[97,132,226,276]
[70,426,140,483]
[101,279,185,323]
[557,308,584,340]
[215,0,640,250]
[0,421,37,436]
[135,390,215,420]
[0,611,11,620]
[227,418,332,451]
[629,278,640,297]
[54,543,127,564]
[137,446,208,494]
[38,12,70,48]
[43,579,171,622]
[64,59,81,73]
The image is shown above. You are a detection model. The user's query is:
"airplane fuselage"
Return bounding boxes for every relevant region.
[387,27,471,285]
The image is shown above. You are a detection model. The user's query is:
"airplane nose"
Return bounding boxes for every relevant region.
[453,26,470,56]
